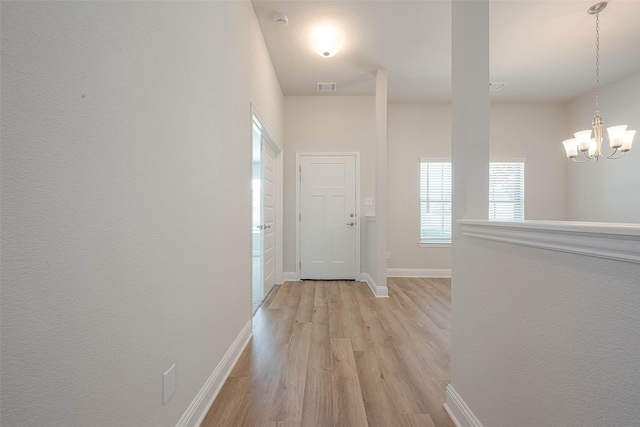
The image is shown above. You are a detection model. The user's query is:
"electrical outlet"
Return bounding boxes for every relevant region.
[364,197,373,206]
[163,364,176,404]
[386,251,391,260]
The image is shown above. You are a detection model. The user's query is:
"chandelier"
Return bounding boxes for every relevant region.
[562,2,635,162]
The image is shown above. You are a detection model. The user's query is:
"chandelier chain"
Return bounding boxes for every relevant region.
[595,10,600,116]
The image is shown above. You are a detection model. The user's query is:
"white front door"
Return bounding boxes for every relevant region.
[300,155,357,280]
[262,141,276,296]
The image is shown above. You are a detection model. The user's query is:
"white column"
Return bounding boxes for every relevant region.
[447,0,490,418]
[451,0,490,224]
[375,69,388,296]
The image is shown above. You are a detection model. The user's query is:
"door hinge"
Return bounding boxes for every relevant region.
[299,261,301,269]
[299,213,301,221]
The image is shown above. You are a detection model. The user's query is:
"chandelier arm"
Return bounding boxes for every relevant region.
[571,151,597,163]
[603,149,626,160]
[599,144,628,159]
[571,156,594,163]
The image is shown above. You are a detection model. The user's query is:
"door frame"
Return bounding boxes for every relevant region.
[296,152,361,281]
[250,104,283,298]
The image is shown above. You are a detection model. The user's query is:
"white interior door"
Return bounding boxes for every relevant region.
[300,155,356,280]
[262,141,276,296]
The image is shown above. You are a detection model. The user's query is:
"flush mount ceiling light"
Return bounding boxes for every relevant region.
[562,2,635,162]
[311,25,343,57]
[273,13,288,27]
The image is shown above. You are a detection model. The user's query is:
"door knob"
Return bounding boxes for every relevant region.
[347,222,355,226]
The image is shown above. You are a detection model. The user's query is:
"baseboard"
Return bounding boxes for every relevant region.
[175,321,252,427]
[443,384,483,427]
[283,271,298,282]
[359,272,389,298]
[387,268,452,278]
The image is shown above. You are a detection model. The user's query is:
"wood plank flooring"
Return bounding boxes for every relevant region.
[201,278,455,427]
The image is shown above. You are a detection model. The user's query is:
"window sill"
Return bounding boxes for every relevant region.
[419,242,452,248]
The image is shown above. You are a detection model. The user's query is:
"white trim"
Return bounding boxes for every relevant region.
[282,271,299,282]
[275,153,284,286]
[419,157,451,162]
[490,157,527,163]
[418,242,451,248]
[175,321,252,427]
[296,152,361,280]
[443,385,484,427]
[387,268,451,278]
[459,220,640,264]
[419,157,527,163]
[359,273,389,298]
[251,104,281,154]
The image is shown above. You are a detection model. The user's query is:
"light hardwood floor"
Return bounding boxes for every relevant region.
[201,278,455,427]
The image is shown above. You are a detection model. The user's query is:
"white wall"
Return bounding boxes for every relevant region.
[0,2,282,426]
[283,96,375,275]
[387,103,567,271]
[565,71,640,223]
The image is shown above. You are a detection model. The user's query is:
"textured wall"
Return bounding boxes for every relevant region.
[452,232,640,425]
[1,2,282,426]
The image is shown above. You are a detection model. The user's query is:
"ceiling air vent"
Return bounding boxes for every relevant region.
[489,82,509,92]
[317,82,337,92]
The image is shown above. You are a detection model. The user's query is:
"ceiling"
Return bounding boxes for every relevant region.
[251,0,640,104]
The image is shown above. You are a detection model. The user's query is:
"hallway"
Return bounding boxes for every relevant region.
[202,278,455,427]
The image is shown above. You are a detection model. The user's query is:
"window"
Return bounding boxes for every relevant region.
[489,162,524,221]
[419,161,524,244]
[420,162,452,243]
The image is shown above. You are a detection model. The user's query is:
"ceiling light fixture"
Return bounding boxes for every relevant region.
[274,13,288,27]
[311,25,343,58]
[562,2,635,162]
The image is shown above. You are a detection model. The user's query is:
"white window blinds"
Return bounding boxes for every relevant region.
[489,162,525,221]
[420,162,452,243]
[419,161,525,244]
